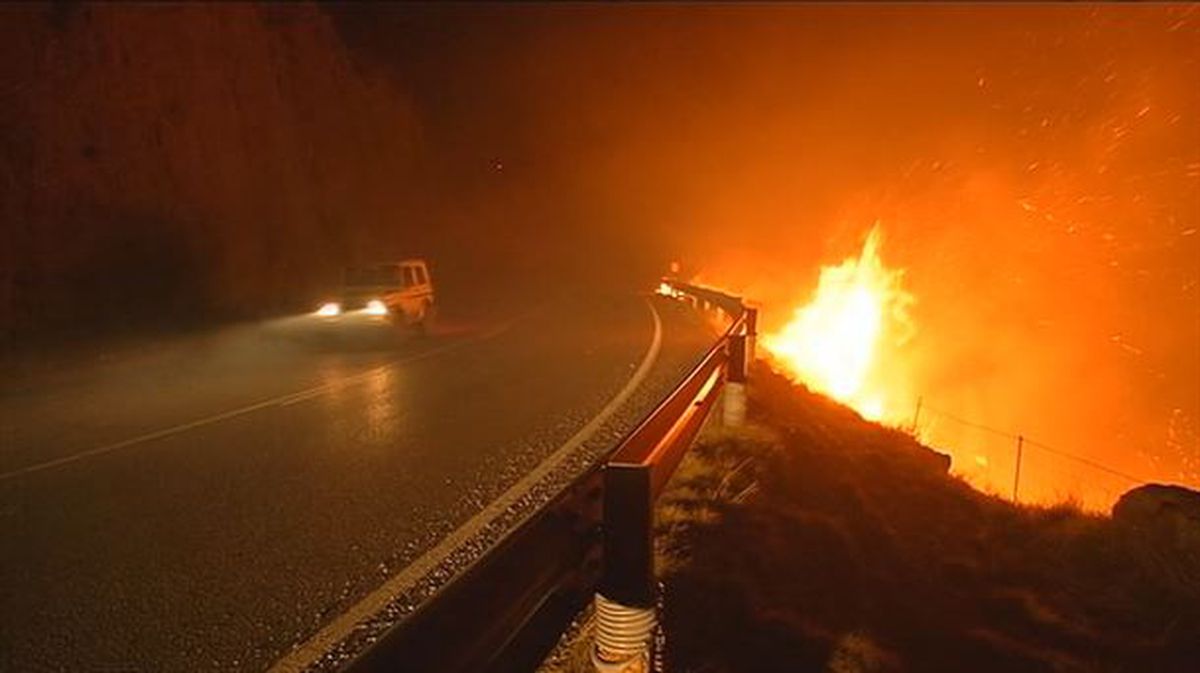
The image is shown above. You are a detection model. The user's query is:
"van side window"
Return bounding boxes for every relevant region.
[403,267,416,287]
[415,266,427,285]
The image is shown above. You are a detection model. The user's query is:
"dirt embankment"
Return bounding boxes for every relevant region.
[0,3,419,340]
[652,366,1200,672]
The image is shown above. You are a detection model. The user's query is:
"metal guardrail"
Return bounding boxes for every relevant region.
[344,280,755,673]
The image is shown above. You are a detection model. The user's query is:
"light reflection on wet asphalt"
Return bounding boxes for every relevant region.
[0,294,713,672]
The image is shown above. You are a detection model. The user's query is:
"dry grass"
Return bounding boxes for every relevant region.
[654,365,1200,673]
[540,364,1198,672]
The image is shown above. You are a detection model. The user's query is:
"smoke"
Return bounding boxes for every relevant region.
[2,3,1193,496]
[332,4,1199,497]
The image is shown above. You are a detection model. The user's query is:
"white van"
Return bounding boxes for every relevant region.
[316,259,436,330]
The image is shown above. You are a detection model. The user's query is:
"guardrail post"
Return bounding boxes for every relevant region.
[728,334,748,384]
[724,334,749,427]
[722,382,746,427]
[593,464,656,672]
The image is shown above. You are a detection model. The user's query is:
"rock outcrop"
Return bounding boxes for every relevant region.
[1113,483,1200,591]
[1113,484,1200,543]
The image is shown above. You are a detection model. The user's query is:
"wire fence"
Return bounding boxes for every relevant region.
[910,397,1153,510]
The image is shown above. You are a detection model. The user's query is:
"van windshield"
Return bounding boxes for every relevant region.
[345,265,401,287]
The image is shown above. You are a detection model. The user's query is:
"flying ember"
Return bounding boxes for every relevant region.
[763,224,914,421]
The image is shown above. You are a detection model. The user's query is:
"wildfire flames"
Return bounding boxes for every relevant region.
[763,224,914,422]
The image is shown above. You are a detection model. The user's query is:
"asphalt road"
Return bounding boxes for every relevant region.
[0,292,715,672]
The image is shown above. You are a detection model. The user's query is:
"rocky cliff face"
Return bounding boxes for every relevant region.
[0,3,420,337]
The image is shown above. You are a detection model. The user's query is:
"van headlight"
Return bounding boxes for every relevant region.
[365,299,388,316]
[316,302,341,317]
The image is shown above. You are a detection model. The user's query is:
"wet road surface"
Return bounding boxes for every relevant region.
[0,292,714,671]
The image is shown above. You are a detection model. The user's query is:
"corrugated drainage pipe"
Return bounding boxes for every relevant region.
[591,592,656,672]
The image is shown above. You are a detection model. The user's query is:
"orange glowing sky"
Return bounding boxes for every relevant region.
[336,4,1199,506]
[646,6,1199,506]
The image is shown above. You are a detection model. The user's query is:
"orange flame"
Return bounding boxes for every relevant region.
[763,224,914,421]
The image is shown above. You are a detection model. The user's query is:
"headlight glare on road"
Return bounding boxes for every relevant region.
[365,299,388,316]
[316,302,341,317]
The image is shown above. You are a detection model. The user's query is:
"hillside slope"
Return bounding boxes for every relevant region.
[0,3,418,338]
[655,366,1199,672]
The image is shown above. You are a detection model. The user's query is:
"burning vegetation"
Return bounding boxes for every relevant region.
[762,224,914,423]
[750,225,1160,509]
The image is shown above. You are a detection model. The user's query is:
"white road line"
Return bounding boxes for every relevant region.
[0,323,513,483]
[268,300,663,673]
